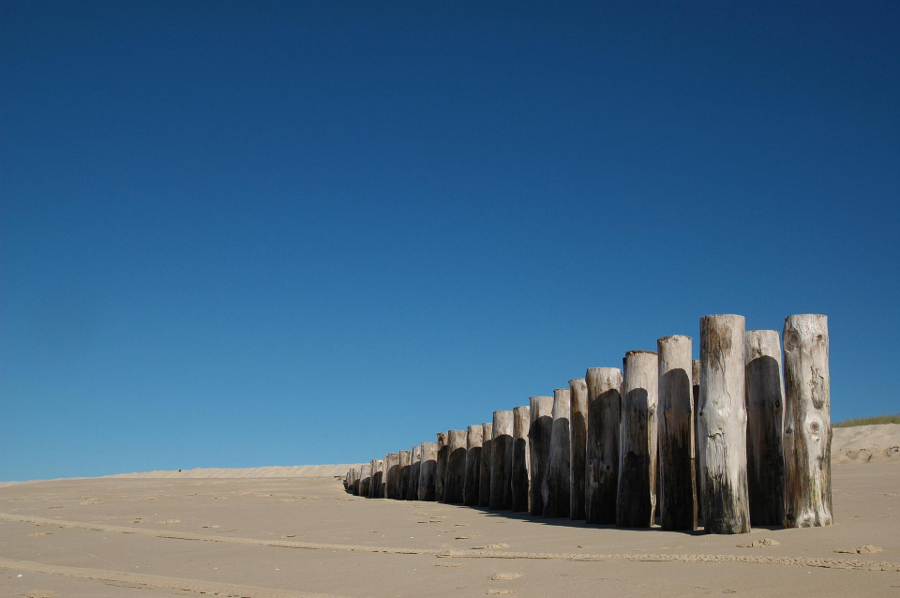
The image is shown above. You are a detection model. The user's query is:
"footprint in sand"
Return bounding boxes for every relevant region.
[26,532,53,538]
[490,572,522,580]
[157,519,180,524]
[738,539,779,548]
[202,524,221,529]
[486,590,515,595]
[473,543,509,550]
[278,534,298,539]
[26,591,57,598]
[836,545,882,554]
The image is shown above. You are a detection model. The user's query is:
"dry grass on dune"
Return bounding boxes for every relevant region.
[834,414,900,427]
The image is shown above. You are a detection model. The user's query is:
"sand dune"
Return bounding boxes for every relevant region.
[833,423,900,463]
[106,463,364,480]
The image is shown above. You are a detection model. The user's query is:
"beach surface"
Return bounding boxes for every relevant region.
[1,424,898,597]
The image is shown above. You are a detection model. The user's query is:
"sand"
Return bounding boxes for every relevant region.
[1,425,898,597]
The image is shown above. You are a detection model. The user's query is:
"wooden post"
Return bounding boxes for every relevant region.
[585,367,621,525]
[435,432,448,502]
[745,330,786,526]
[699,314,750,534]
[692,359,702,523]
[398,450,411,501]
[479,423,493,507]
[545,388,571,518]
[569,378,588,520]
[444,430,467,504]
[783,314,832,528]
[658,335,697,531]
[464,425,483,506]
[359,463,371,498]
[408,445,422,500]
[529,396,553,516]
[384,453,399,499]
[512,405,531,512]
[490,410,514,510]
[616,350,658,528]
[418,442,437,501]
[370,459,383,499]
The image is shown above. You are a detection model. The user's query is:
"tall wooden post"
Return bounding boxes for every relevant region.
[408,445,422,500]
[371,459,383,499]
[783,314,832,528]
[569,378,588,520]
[479,423,493,507]
[435,432,448,502]
[699,314,750,534]
[464,425,483,506]
[692,359,702,523]
[360,463,371,497]
[490,410,514,510]
[529,395,553,516]
[512,405,531,512]
[745,330,786,526]
[398,450,411,501]
[585,367,621,525]
[444,430,467,504]
[616,350,658,528]
[385,453,399,499]
[545,388,571,518]
[658,335,697,531]
[418,442,437,501]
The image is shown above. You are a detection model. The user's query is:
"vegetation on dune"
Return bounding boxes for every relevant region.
[834,414,900,428]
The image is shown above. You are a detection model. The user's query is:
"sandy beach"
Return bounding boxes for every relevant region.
[1,425,897,598]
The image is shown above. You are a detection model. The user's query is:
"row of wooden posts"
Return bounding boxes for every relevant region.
[344,314,832,533]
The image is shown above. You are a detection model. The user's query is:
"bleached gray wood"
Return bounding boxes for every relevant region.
[783,314,832,528]
[512,405,531,512]
[464,425,483,506]
[435,432,448,502]
[479,423,493,506]
[699,314,750,534]
[545,388,571,518]
[371,459,383,499]
[359,463,371,497]
[398,450,411,501]
[385,453,400,499]
[418,442,437,501]
[745,330,786,526]
[569,378,588,520]
[585,367,621,525]
[444,430,467,504]
[490,410,514,510]
[408,445,422,500]
[529,396,553,516]
[658,335,697,531]
[616,350,658,528]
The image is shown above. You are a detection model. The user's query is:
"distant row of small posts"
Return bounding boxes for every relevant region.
[344,314,832,533]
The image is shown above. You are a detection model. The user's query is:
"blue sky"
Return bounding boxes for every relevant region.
[1,1,898,481]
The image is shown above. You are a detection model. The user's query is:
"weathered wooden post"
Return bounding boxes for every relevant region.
[783,314,832,528]
[360,463,371,497]
[545,388,571,518]
[408,445,422,500]
[435,432,448,502]
[385,453,399,499]
[398,450,411,501]
[370,459,383,499]
[692,359,702,523]
[464,425,483,506]
[418,442,437,501]
[616,350,658,528]
[529,396,553,516]
[490,410,514,510]
[658,335,697,531]
[745,330,786,526]
[699,314,750,534]
[512,405,531,512]
[444,430,467,504]
[585,367,621,524]
[569,378,588,520]
[479,423,493,507]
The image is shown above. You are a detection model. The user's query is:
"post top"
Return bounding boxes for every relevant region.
[657,334,692,342]
[625,350,658,356]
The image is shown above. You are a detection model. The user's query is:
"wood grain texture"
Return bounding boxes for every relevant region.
[490,411,514,510]
[418,442,437,501]
[569,378,588,520]
[479,423,493,507]
[699,314,750,534]
[783,314,832,528]
[585,367,621,525]
[512,405,531,512]
[435,432,448,502]
[617,350,658,528]
[545,388,571,518]
[529,396,553,516]
[443,430,467,504]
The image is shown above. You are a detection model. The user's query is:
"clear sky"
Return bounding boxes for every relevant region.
[1,1,898,481]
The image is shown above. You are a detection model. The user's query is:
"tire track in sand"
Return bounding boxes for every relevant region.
[0,557,349,598]
[2,512,897,574]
